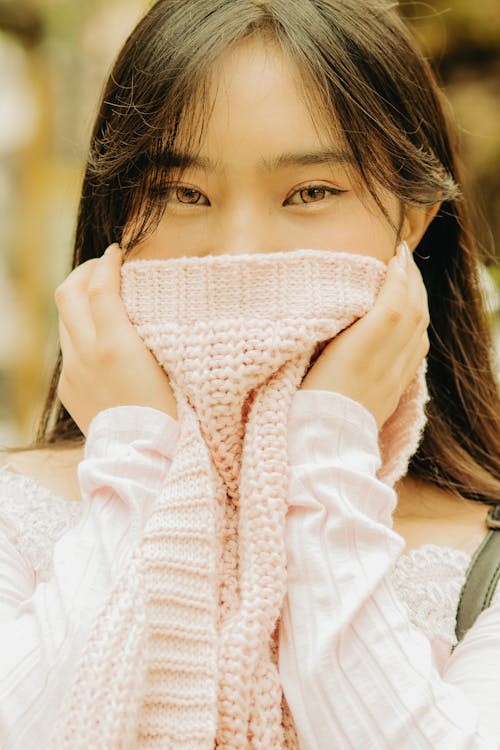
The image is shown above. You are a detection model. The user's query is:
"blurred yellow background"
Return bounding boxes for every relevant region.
[0,0,499,447]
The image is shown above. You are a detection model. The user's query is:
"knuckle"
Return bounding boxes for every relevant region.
[412,306,426,326]
[54,283,67,307]
[87,281,107,301]
[96,340,116,364]
[383,306,402,326]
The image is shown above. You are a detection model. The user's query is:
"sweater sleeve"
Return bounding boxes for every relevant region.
[279,389,500,750]
[0,406,179,750]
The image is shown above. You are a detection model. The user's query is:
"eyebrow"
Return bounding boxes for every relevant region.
[261,149,355,171]
[155,148,354,173]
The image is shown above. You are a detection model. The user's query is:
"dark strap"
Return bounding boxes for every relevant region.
[455,504,500,642]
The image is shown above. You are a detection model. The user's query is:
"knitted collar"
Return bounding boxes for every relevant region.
[121,248,427,487]
[50,249,427,749]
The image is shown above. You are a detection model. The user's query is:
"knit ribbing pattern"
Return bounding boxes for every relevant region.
[48,249,428,749]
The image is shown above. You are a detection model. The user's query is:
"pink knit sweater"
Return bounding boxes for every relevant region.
[48,249,427,749]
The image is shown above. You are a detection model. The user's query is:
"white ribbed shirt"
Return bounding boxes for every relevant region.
[0,390,499,749]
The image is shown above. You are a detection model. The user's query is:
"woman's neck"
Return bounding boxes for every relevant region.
[394,474,489,553]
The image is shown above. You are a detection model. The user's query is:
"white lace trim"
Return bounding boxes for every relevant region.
[0,467,82,583]
[0,469,479,646]
[391,544,470,648]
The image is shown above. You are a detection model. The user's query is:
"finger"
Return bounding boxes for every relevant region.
[57,318,77,409]
[382,251,429,380]
[54,258,100,306]
[399,329,430,394]
[347,257,410,364]
[342,253,425,384]
[408,251,430,328]
[87,244,131,341]
[54,259,99,354]
[58,317,72,360]
[400,252,430,351]
[316,244,423,374]
[391,250,430,390]
[374,245,427,342]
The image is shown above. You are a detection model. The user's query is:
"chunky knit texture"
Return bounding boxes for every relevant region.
[48,249,428,749]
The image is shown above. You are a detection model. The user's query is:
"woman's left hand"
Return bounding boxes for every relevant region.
[55,244,178,435]
[300,243,429,429]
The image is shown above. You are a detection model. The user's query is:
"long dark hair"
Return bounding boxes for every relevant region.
[37,0,500,502]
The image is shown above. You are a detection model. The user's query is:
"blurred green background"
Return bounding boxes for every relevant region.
[0,0,499,446]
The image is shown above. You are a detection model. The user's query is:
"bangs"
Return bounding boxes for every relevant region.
[120,78,215,253]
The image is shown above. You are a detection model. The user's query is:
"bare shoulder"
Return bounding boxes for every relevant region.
[0,444,84,501]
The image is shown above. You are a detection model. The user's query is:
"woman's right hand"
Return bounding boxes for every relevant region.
[300,242,429,429]
[55,243,178,435]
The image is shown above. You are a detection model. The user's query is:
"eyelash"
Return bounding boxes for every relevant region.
[150,182,347,206]
[149,184,210,205]
[283,184,347,206]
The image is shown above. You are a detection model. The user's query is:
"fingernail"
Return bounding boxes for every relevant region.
[396,241,411,268]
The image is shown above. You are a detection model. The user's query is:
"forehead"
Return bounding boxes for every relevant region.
[174,36,345,163]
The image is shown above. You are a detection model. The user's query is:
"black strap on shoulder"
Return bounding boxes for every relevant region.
[455,504,500,643]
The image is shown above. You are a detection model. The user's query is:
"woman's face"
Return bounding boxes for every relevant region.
[126,37,401,263]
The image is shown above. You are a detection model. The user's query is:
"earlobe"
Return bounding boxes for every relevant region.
[401,201,441,251]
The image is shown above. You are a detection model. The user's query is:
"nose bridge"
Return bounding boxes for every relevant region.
[214,197,271,256]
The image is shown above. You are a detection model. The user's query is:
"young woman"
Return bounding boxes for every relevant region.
[1,1,500,748]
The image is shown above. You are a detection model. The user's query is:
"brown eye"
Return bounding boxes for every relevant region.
[176,187,203,204]
[284,184,345,206]
[299,187,327,203]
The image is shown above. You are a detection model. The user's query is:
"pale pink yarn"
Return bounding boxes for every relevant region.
[49,249,428,749]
